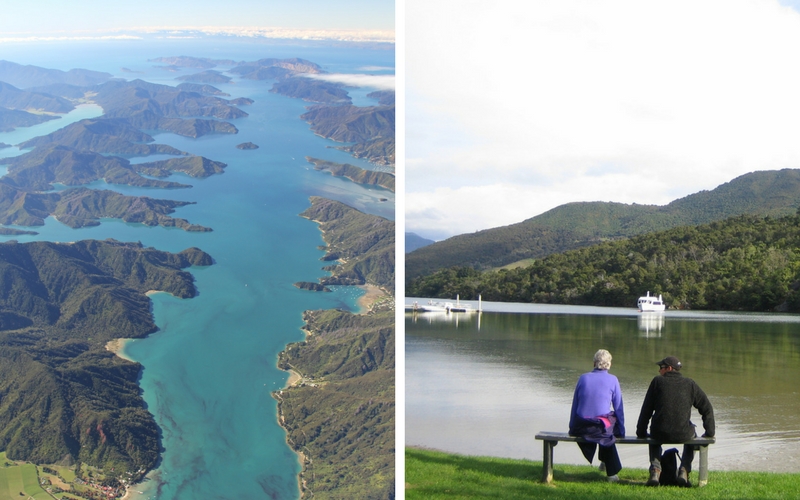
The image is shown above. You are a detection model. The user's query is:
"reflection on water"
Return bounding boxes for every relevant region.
[406,300,800,472]
[638,313,664,337]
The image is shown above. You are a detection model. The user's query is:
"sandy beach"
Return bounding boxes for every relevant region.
[105,338,135,362]
[356,284,387,313]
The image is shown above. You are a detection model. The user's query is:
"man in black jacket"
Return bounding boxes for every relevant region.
[636,356,715,487]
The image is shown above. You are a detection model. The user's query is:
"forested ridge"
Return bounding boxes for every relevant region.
[300,197,395,290]
[408,212,800,312]
[280,196,395,499]
[0,239,211,479]
[407,168,800,281]
[276,309,394,500]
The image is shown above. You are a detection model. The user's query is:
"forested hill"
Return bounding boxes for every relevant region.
[0,239,211,480]
[406,168,800,281]
[408,212,800,312]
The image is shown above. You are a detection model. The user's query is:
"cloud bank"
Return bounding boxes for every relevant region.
[303,73,395,91]
[406,0,800,240]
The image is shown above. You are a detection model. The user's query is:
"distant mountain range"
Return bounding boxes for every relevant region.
[406,232,434,253]
[0,60,112,89]
[406,169,800,281]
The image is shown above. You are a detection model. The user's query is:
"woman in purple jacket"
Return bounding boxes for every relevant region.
[569,349,626,481]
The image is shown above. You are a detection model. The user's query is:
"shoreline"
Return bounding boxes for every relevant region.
[274,367,307,498]
[105,338,135,362]
[111,290,164,499]
[356,284,386,313]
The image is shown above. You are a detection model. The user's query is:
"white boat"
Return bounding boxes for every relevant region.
[637,291,665,312]
[405,295,482,314]
[405,300,449,313]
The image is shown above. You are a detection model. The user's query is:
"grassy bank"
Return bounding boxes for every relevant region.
[406,448,799,499]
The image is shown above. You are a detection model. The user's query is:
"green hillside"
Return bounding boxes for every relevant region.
[407,169,800,281]
[408,212,800,312]
[276,309,394,500]
[0,240,211,480]
[300,197,395,290]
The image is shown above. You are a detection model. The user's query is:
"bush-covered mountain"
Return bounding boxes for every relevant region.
[176,70,232,84]
[300,197,395,290]
[271,78,352,104]
[0,145,191,190]
[175,82,230,96]
[407,169,800,281]
[0,60,112,88]
[89,79,243,138]
[408,212,800,312]
[305,157,395,192]
[276,309,394,500]
[0,81,74,113]
[301,104,395,166]
[0,185,211,231]
[133,156,227,179]
[367,90,395,106]
[281,195,395,499]
[19,118,186,156]
[0,106,58,132]
[0,239,211,479]
[228,58,323,80]
[406,232,434,253]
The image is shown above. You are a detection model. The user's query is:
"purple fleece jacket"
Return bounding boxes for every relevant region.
[569,368,626,437]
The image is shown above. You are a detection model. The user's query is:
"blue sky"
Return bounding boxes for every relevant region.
[406,0,800,241]
[0,0,394,34]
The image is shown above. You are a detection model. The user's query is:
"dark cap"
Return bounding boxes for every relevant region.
[657,356,682,370]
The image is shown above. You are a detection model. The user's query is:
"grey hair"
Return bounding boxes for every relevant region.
[594,349,612,370]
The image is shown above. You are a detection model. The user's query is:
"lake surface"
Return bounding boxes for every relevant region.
[406,298,800,473]
[1,38,393,499]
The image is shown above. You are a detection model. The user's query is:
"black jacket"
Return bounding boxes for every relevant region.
[636,371,715,442]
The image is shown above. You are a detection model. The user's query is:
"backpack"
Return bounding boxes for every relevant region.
[659,448,681,486]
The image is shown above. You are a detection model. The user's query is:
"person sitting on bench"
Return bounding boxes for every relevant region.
[636,355,715,487]
[568,349,626,482]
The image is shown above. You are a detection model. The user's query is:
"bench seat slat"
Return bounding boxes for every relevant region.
[535,431,714,486]
[535,431,715,445]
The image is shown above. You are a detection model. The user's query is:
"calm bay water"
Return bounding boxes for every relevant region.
[1,38,394,499]
[406,299,800,473]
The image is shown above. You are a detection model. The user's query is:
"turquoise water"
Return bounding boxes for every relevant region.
[0,38,394,499]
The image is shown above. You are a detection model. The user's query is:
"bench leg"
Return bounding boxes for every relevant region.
[541,440,556,483]
[698,445,709,487]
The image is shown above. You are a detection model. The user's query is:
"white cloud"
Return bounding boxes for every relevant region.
[303,73,395,90]
[0,27,395,45]
[406,0,800,239]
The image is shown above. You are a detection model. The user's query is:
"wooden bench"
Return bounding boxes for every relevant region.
[535,431,716,486]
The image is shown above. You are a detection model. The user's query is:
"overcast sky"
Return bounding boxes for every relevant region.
[406,0,800,241]
[0,0,394,35]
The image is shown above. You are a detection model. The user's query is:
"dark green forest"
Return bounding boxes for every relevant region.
[276,309,394,500]
[280,197,395,499]
[408,213,800,312]
[407,168,800,281]
[300,196,395,290]
[0,239,211,479]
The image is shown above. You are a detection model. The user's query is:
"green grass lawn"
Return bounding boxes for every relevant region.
[406,448,800,500]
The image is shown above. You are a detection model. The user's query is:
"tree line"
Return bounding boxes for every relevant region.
[408,213,800,312]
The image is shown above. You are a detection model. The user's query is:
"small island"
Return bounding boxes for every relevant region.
[236,142,259,150]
